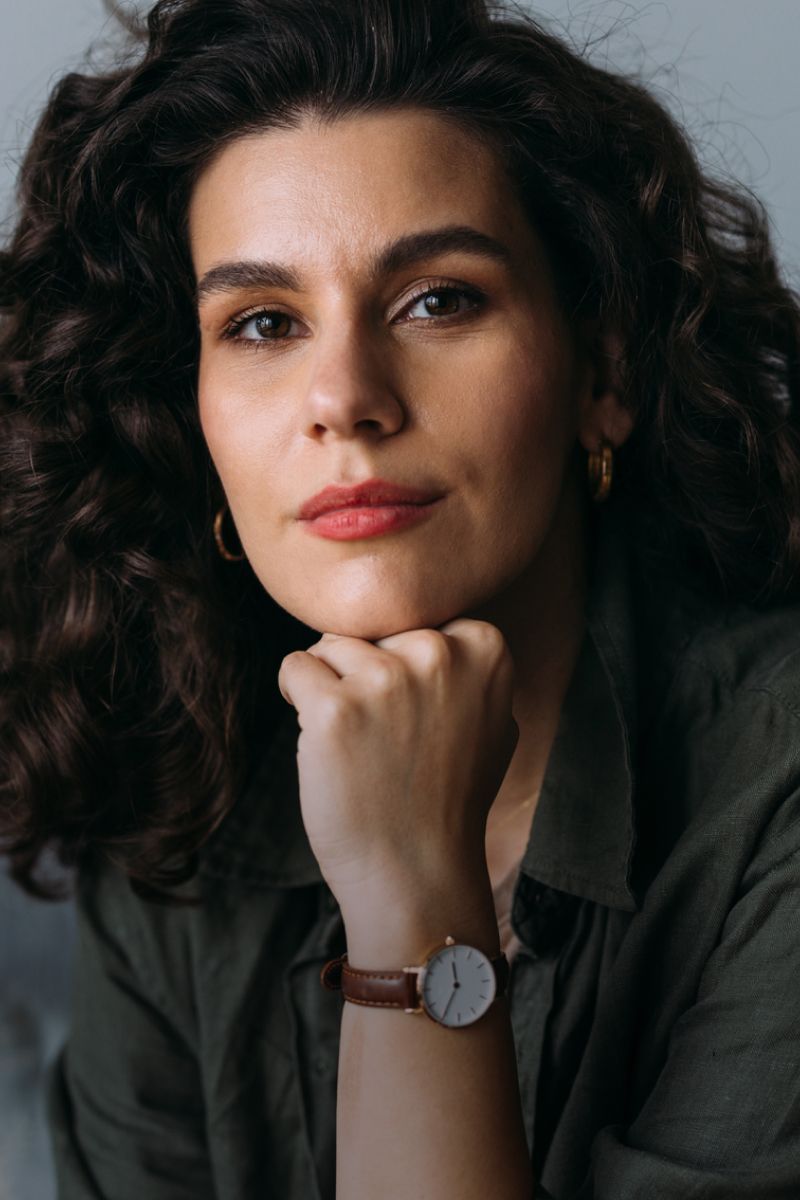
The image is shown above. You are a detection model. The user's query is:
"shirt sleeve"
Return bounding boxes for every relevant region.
[574,782,800,1200]
[46,858,217,1200]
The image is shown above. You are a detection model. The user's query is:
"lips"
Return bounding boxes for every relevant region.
[298,478,442,520]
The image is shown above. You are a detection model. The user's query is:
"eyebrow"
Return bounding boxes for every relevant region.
[194,224,514,308]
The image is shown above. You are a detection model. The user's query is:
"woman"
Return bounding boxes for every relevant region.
[2,0,800,1196]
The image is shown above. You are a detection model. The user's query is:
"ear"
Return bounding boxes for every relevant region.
[575,322,635,453]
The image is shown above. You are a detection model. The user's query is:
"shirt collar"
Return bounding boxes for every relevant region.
[519,496,639,911]
[199,496,640,913]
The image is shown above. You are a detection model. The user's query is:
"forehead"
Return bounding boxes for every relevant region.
[187,108,528,276]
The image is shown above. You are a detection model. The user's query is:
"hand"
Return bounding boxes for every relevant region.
[276,619,519,913]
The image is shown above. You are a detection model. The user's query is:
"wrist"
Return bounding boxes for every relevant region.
[340,870,500,968]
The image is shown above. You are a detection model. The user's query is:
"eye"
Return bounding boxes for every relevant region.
[219,281,485,350]
[399,283,485,323]
[222,309,296,344]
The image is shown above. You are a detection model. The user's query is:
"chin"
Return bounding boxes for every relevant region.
[284,597,468,642]
[308,612,437,642]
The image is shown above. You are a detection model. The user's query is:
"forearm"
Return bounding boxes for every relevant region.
[336,873,535,1199]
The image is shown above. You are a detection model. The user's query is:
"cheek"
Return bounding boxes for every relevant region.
[196,360,281,487]
[471,344,579,497]
[458,342,582,577]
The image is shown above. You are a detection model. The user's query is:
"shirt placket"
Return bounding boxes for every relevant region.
[282,884,347,1200]
[508,872,580,1165]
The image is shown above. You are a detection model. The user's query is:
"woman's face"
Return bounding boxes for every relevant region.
[190,107,627,639]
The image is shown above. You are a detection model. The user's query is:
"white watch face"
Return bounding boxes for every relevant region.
[419,943,497,1027]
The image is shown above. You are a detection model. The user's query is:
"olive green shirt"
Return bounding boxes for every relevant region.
[47,497,800,1199]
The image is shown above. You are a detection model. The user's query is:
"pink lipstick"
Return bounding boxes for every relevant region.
[298,477,444,541]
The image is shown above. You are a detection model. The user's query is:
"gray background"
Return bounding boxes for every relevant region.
[1,3,798,1199]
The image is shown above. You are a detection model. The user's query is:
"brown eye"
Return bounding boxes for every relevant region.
[246,311,292,339]
[221,308,297,343]
[221,282,485,352]
[421,290,461,316]
[401,284,484,322]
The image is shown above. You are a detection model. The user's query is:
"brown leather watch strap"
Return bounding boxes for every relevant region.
[320,955,420,1008]
[320,947,510,1011]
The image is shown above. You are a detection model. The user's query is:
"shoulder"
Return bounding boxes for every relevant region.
[617,571,800,932]
[637,582,800,850]
[678,597,800,715]
[72,845,313,1045]
[74,852,207,976]
[619,495,800,859]
[618,497,800,725]
[661,591,800,738]
[625,510,800,734]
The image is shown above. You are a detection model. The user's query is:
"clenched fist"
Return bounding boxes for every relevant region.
[277,618,519,917]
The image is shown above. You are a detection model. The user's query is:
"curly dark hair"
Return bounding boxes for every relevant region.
[2,0,799,903]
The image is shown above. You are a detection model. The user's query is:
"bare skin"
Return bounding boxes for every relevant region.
[190,106,632,1200]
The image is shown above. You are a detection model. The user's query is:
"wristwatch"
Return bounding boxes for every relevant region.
[320,935,509,1028]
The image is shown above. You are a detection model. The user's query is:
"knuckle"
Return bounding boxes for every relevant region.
[413,629,451,671]
[474,623,515,685]
[366,658,406,693]
[473,620,508,657]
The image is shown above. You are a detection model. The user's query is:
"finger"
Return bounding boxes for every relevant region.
[436,616,498,641]
[303,633,401,679]
[435,617,474,634]
[433,619,515,695]
[437,617,511,661]
[374,622,495,669]
[277,649,341,711]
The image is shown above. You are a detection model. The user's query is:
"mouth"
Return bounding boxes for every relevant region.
[298,477,443,521]
[299,496,445,541]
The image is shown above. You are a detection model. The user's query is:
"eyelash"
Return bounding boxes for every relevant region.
[219,280,486,350]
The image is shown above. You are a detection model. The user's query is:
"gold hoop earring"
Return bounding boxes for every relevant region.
[213,502,246,561]
[587,438,614,504]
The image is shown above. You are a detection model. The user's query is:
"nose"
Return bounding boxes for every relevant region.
[299,315,406,442]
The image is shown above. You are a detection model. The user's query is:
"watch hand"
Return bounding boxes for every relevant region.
[441,983,457,1020]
